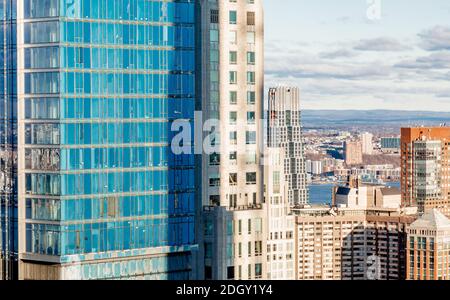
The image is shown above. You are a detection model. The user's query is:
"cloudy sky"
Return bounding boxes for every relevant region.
[264,0,450,111]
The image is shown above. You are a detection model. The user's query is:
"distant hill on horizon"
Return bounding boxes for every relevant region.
[302,110,450,127]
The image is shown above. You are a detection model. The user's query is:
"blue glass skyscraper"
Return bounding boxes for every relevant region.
[0,0,18,280]
[17,0,197,279]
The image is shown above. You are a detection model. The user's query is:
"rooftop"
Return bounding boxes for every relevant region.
[409,209,450,230]
[379,187,401,196]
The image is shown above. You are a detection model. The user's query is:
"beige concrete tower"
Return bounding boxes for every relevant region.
[199,0,266,280]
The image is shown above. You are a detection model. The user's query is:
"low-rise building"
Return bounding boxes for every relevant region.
[333,182,401,209]
[293,206,417,280]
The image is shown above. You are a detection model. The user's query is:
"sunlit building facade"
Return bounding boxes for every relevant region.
[401,127,450,217]
[17,0,198,280]
[198,0,265,280]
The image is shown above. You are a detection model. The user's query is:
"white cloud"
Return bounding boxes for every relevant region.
[354,37,412,52]
[264,31,450,111]
[418,26,450,51]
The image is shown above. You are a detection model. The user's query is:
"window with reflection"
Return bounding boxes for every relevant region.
[25,98,59,119]
[24,21,59,44]
[25,47,59,69]
[24,0,59,18]
[25,72,59,94]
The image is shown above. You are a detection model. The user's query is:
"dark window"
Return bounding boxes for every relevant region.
[227,266,235,280]
[205,266,212,280]
[211,9,219,23]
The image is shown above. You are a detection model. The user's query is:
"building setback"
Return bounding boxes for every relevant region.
[268,86,308,206]
[17,0,198,279]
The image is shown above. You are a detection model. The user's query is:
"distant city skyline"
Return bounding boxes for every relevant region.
[265,0,450,111]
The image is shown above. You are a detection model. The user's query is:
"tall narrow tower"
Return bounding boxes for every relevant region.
[268,86,309,206]
[199,0,266,280]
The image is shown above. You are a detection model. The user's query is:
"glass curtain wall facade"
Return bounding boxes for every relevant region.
[18,0,197,280]
[0,0,17,280]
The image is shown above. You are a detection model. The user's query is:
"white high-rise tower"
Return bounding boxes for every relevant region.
[268,87,309,206]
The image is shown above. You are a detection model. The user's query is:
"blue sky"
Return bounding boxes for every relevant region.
[264,0,450,111]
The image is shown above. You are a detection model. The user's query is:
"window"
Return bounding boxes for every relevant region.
[238,220,242,234]
[230,151,237,161]
[230,131,237,145]
[246,131,256,145]
[255,241,262,256]
[247,31,255,44]
[247,12,255,25]
[255,263,262,278]
[246,172,257,185]
[229,11,237,24]
[227,266,235,280]
[210,153,220,165]
[248,219,252,234]
[25,98,59,119]
[247,52,255,65]
[229,112,237,124]
[230,91,237,104]
[205,243,213,259]
[247,112,255,124]
[209,174,220,187]
[209,195,220,206]
[210,9,219,23]
[247,91,256,104]
[273,171,280,193]
[210,29,219,42]
[227,243,233,259]
[246,151,257,164]
[229,51,237,64]
[25,47,59,69]
[229,173,237,186]
[25,72,59,94]
[229,31,237,44]
[107,196,117,217]
[229,71,237,84]
[229,194,237,208]
[24,21,59,44]
[24,0,59,18]
[205,267,212,280]
[247,72,255,84]
[255,218,262,233]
